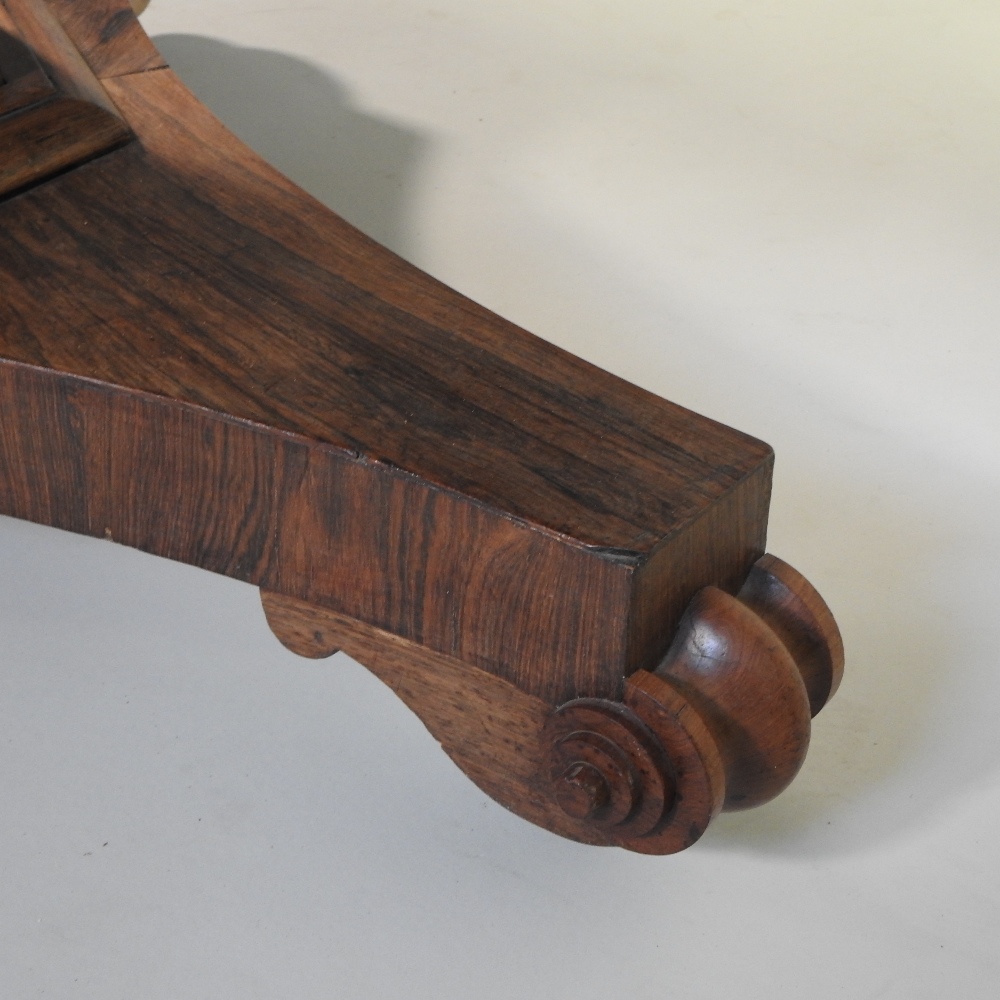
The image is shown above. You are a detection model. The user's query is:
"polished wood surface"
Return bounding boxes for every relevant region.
[0,40,773,702]
[0,0,132,196]
[0,0,843,853]
[263,550,835,852]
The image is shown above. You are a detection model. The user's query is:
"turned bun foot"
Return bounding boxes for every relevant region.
[737,553,845,716]
[652,585,812,811]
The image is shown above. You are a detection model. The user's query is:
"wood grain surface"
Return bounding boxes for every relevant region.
[0,0,132,197]
[0,19,774,700]
[262,587,728,853]
[0,13,54,115]
[261,555,834,853]
[45,0,163,78]
[0,1,842,851]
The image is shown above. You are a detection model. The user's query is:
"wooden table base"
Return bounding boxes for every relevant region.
[0,0,843,854]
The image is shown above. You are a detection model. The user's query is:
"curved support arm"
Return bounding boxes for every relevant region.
[0,0,843,854]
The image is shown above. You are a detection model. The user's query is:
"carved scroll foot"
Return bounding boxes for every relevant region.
[2,0,844,856]
[261,554,842,855]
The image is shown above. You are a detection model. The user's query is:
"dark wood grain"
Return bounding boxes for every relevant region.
[260,588,598,846]
[0,61,774,700]
[0,11,54,114]
[0,0,132,197]
[5,65,774,555]
[262,587,728,854]
[262,553,832,853]
[0,3,842,852]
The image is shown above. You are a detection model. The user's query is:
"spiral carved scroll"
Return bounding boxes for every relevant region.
[544,700,676,835]
[539,554,843,853]
[263,555,842,855]
[541,673,728,854]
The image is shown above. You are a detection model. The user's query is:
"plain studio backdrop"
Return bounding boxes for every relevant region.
[1,2,998,997]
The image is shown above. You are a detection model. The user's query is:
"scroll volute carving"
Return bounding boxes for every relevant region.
[534,555,843,853]
[265,554,841,855]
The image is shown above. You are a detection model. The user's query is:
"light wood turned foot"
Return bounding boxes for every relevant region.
[262,553,842,854]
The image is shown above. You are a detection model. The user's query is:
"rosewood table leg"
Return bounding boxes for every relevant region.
[0,0,843,854]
